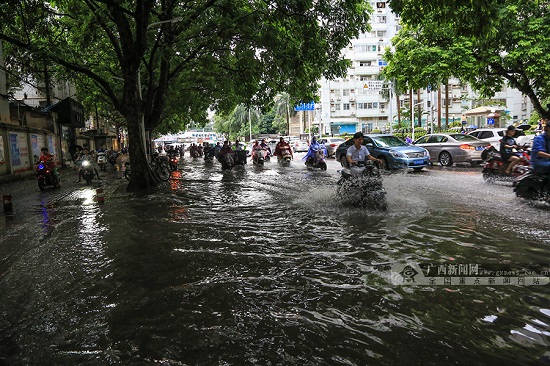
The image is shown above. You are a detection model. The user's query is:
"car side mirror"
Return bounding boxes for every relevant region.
[366,143,374,148]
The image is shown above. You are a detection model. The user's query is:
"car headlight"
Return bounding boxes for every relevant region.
[423,149,429,157]
[389,149,407,158]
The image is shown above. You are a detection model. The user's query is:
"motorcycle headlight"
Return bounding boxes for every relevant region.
[389,149,406,158]
[82,161,90,167]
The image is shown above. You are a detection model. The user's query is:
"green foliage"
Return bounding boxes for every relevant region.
[0,0,373,130]
[0,0,374,191]
[385,0,550,119]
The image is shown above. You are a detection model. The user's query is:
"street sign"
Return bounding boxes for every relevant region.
[294,102,315,111]
[487,118,495,125]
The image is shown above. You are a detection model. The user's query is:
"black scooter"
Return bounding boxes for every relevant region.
[514,168,550,203]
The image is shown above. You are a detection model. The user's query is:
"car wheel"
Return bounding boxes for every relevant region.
[438,151,453,167]
[378,156,389,170]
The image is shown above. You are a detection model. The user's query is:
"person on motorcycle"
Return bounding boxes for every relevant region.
[37,147,59,179]
[189,143,199,158]
[214,142,222,159]
[251,140,266,161]
[500,125,522,175]
[75,149,102,182]
[531,123,550,175]
[346,132,383,166]
[304,136,325,165]
[274,137,293,161]
[217,141,234,163]
[260,139,272,157]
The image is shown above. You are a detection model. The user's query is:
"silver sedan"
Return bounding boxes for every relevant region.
[413,133,489,167]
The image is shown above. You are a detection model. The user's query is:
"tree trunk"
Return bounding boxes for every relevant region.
[445,81,449,129]
[409,89,413,129]
[125,113,159,193]
[396,93,401,125]
[417,89,421,127]
[437,86,442,130]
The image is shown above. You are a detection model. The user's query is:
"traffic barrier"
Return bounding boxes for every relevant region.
[96,188,105,204]
[3,194,13,213]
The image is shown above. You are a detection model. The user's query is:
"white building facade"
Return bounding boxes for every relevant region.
[319,1,533,136]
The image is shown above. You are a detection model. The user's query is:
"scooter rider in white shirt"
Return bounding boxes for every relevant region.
[346,132,383,166]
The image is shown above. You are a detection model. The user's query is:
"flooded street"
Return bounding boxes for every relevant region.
[1,155,550,365]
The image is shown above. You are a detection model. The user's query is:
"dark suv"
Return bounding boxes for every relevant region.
[335,134,430,170]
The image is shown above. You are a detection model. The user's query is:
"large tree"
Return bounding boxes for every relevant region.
[0,0,372,192]
[385,0,550,119]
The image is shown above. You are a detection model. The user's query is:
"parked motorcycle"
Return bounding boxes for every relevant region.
[304,145,327,170]
[481,145,530,183]
[36,160,60,190]
[97,151,107,171]
[80,160,95,184]
[514,168,550,203]
[337,161,387,210]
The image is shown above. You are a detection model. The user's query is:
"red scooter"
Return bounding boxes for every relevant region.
[481,145,530,183]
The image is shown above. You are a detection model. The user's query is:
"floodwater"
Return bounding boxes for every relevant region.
[1,155,550,366]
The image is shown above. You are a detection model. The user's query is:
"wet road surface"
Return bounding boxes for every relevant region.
[1,154,549,365]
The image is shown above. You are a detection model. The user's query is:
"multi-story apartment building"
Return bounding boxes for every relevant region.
[319,1,533,136]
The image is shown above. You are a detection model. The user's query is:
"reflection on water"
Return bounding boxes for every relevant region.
[1,158,550,365]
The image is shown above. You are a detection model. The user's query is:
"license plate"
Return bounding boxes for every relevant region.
[414,159,424,165]
[476,146,484,151]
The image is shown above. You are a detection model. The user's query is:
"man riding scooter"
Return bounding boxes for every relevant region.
[75,148,102,182]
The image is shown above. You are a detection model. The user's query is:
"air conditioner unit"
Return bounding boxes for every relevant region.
[350,112,356,116]
[330,98,334,102]
[330,107,336,112]
[349,98,355,102]
[452,94,459,98]
[380,109,385,113]
[337,97,341,100]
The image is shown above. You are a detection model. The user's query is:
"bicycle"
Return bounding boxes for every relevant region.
[124,154,170,182]
[149,153,171,181]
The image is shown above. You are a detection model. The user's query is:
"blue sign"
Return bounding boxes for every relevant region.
[294,102,315,111]
[487,118,495,125]
[378,60,388,66]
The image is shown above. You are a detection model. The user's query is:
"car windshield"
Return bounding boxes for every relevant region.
[372,135,406,147]
[449,134,479,141]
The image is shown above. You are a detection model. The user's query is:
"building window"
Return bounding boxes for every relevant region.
[343,89,350,96]
[376,2,386,8]
[343,103,350,110]
[359,60,372,67]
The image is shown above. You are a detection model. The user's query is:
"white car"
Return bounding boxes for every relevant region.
[319,137,346,158]
[468,126,534,150]
[467,128,506,150]
[292,139,309,152]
